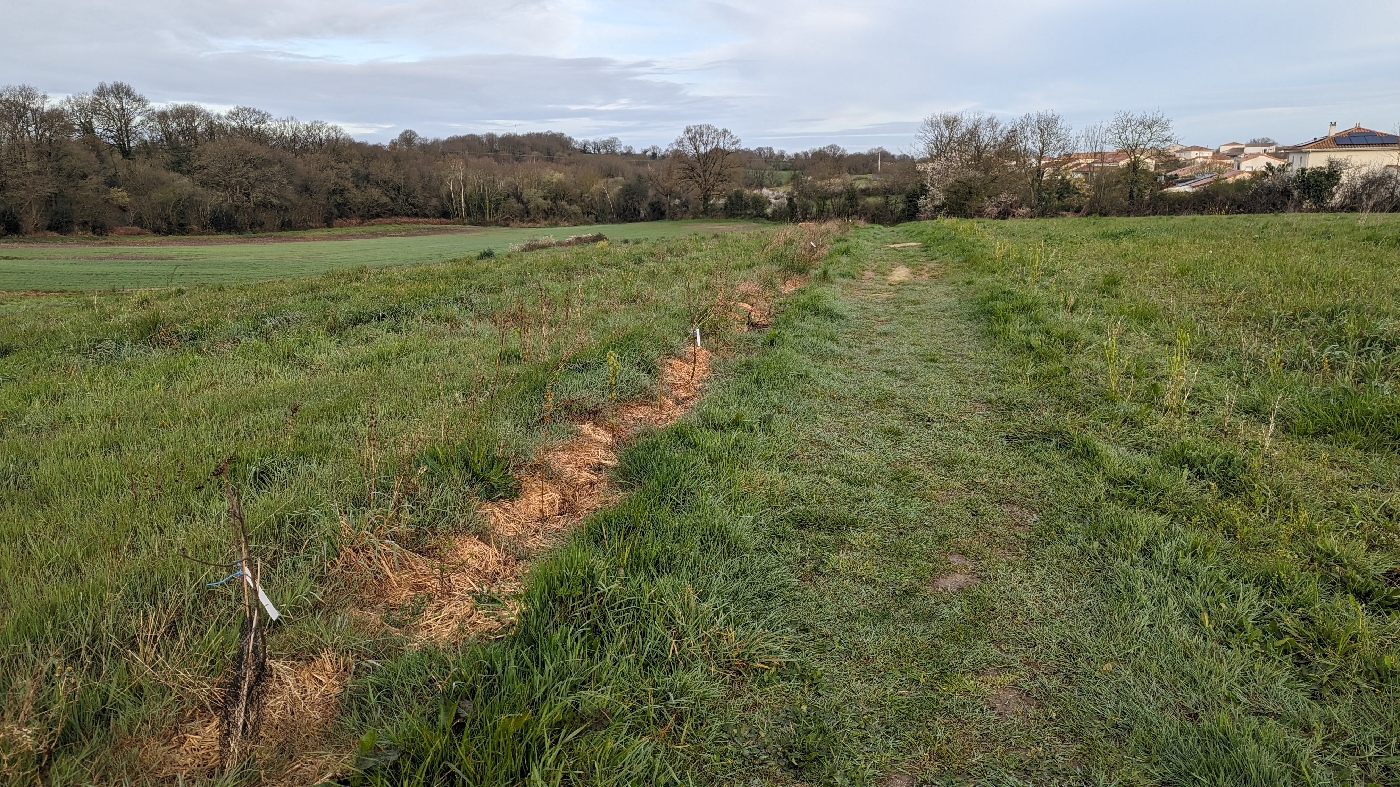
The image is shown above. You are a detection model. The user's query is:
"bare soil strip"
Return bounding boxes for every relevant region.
[154,346,719,783]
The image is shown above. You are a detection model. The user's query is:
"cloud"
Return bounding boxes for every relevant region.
[3,0,1399,149]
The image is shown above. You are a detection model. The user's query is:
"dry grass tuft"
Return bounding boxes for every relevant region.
[149,652,354,784]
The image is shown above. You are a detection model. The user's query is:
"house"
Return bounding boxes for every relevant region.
[1050,149,1163,180]
[1167,155,1234,180]
[1280,123,1400,173]
[1164,173,1220,193]
[1242,143,1277,156]
[1217,141,1245,156]
[1167,162,1207,179]
[1173,145,1214,161]
[1236,153,1286,172]
[1163,169,1255,193]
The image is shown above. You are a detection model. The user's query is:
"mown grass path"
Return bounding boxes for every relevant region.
[713,226,1094,783]
[713,217,1400,787]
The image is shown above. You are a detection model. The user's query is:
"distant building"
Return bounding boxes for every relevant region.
[1163,169,1256,193]
[1056,151,1158,179]
[1173,145,1214,161]
[1167,155,1235,180]
[1217,141,1246,156]
[1280,124,1400,172]
[1163,173,1220,193]
[1236,153,1286,172]
[1242,143,1277,155]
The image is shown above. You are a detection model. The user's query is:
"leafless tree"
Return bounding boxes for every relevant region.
[1108,110,1175,202]
[220,106,274,144]
[0,85,70,231]
[141,103,214,172]
[669,124,741,213]
[193,137,289,220]
[1015,110,1075,207]
[89,81,150,158]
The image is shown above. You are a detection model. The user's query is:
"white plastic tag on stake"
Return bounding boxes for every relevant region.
[695,328,701,348]
[244,572,282,621]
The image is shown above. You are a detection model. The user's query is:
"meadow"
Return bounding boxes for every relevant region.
[0,220,760,291]
[2,213,1398,785]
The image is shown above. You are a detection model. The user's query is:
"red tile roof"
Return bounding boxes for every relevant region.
[1286,125,1399,150]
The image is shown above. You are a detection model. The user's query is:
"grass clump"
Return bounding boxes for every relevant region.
[415,437,519,501]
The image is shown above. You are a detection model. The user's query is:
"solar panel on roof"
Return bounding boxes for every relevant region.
[1334,132,1397,146]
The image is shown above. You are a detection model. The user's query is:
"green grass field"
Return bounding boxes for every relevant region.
[3,213,1398,785]
[0,220,762,291]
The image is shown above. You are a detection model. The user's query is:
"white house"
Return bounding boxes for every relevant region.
[1236,153,1286,172]
[1217,141,1245,155]
[1280,124,1400,172]
[1173,145,1214,161]
[1242,143,1277,156]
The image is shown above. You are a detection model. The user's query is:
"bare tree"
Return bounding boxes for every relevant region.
[915,111,1019,217]
[0,85,70,231]
[90,81,149,158]
[1108,110,1175,202]
[142,103,214,173]
[220,106,273,143]
[1015,110,1075,208]
[193,137,289,224]
[669,124,741,214]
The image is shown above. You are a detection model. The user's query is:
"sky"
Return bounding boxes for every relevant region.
[5,0,1400,152]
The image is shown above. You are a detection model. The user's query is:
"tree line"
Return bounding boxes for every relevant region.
[0,82,922,237]
[7,82,1387,238]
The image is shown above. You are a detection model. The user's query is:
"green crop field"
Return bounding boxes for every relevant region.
[0,220,762,291]
[3,214,1398,786]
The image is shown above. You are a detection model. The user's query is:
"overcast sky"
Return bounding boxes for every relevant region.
[5,0,1399,152]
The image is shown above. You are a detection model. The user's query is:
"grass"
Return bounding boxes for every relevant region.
[0,220,763,291]
[3,212,1398,785]
[345,213,1400,785]
[0,225,798,783]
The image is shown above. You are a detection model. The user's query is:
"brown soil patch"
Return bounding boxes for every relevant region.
[885,242,922,249]
[734,281,773,329]
[946,553,974,568]
[150,652,354,784]
[1001,503,1039,531]
[987,686,1035,720]
[931,572,979,592]
[887,265,913,283]
[877,773,918,787]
